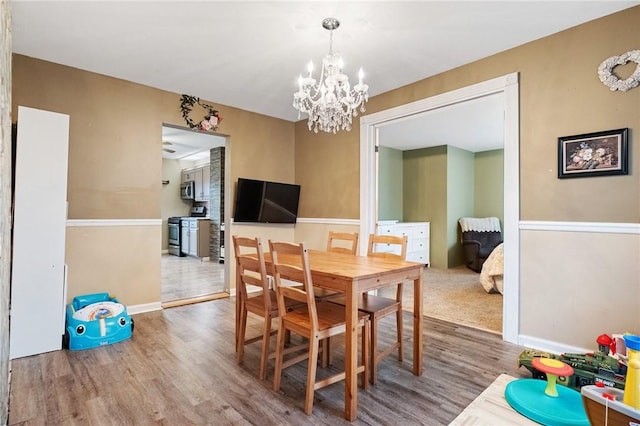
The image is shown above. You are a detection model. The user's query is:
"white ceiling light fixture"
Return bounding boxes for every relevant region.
[293,18,369,134]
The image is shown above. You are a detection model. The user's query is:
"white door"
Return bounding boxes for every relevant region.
[10,106,69,359]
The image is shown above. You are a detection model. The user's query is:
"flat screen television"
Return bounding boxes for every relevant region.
[233,178,301,224]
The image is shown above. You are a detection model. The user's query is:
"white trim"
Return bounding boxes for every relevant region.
[519,334,591,356]
[520,221,640,234]
[127,301,162,315]
[360,72,520,345]
[66,219,161,227]
[296,217,360,226]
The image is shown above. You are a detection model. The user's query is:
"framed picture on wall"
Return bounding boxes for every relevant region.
[558,128,629,178]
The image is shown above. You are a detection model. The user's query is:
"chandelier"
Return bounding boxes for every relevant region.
[293,18,369,134]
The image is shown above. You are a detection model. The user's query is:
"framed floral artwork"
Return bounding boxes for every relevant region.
[558,128,629,178]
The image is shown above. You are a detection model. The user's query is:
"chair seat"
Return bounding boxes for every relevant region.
[244,290,278,313]
[284,301,368,332]
[330,294,401,316]
[289,285,342,301]
[245,290,302,314]
[313,287,343,301]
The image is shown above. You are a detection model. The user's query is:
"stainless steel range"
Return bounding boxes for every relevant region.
[167,216,184,256]
[167,207,208,256]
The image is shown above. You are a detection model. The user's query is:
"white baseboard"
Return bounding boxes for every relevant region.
[518,334,591,355]
[128,301,163,315]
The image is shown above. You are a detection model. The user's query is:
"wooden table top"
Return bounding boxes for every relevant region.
[264,249,423,280]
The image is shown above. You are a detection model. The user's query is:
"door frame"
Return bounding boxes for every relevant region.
[359,73,520,344]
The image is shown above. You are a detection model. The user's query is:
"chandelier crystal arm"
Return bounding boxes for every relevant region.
[292,17,369,134]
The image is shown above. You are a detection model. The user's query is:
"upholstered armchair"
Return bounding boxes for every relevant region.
[459,217,503,273]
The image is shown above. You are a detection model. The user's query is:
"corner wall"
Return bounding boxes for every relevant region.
[378,146,403,221]
[447,146,475,267]
[474,149,504,226]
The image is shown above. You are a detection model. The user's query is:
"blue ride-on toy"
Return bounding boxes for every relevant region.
[63,292,134,351]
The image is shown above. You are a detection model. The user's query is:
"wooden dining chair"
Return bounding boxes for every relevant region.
[269,240,370,415]
[330,233,408,384]
[326,231,359,255]
[233,235,301,380]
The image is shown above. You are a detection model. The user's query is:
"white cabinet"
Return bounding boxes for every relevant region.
[182,165,210,201]
[188,220,199,256]
[194,166,210,202]
[182,169,195,183]
[11,107,69,359]
[182,218,211,258]
[395,222,430,265]
[181,220,190,255]
[376,221,430,266]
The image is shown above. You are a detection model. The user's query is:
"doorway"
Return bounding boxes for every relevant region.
[161,124,230,306]
[359,73,520,344]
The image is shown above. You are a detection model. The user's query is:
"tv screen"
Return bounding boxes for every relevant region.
[233,178,300,224]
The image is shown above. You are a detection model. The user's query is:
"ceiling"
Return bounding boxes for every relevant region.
[12,1,638,156]
[162,125,225,161]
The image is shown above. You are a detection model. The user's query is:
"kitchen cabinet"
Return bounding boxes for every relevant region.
[181,165,210,202]
[376,221,430,265]
[194,165,210,202]
[182,169,195,183]
[181,220,190,255]
[182,218,211,258]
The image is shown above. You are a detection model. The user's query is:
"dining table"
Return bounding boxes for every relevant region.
[261,248,425,421]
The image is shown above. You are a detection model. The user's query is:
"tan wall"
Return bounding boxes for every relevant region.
[13,55,295,305]
[294,7,640,349]
[294,222,360,252]
[66,225,161,305]
[296,7,640,223]
[520,230,640,344]
[294,125,360,219]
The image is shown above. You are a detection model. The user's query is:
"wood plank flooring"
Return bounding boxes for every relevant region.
[161,254,226,303]
[8,297,531,425]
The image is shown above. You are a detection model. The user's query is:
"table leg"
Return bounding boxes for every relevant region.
[344,285,358,421]
[413,271,423,375]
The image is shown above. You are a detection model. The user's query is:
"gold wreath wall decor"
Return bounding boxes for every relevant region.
[180,95,222,131]
[597,50,640,92]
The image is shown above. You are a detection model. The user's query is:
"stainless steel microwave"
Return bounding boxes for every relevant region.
[180,181,195,200]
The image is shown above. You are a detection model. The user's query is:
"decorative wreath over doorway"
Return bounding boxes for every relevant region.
[180,95,222,131]
[597,50,640,92]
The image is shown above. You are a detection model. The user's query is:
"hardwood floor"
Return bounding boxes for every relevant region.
[161,254,226,304]
[8,297,530,425]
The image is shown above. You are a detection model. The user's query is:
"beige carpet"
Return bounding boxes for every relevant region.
[381,265,503,333]
[449,374,537,425]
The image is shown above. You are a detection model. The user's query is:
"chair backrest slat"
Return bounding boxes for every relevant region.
[269,240,318,329]
[232,236,271,311]
[326,231,359,255]
[367,233,408,261]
